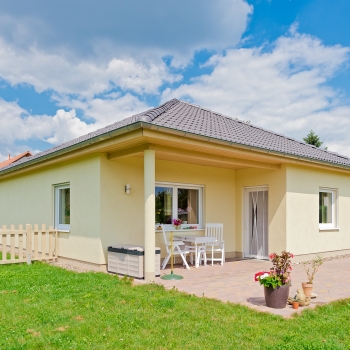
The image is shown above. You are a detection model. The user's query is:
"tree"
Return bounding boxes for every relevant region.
[303,130,323,148]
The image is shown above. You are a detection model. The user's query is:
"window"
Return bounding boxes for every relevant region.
[155,183,202,228]
[55,184,70,231]
[319,188,337,229]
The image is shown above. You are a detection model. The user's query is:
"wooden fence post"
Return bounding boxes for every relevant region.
[26,224,32,265]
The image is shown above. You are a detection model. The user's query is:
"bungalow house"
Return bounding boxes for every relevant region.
[0,99,350,279]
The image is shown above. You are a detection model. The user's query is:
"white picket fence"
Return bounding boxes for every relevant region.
[0,224,58,265]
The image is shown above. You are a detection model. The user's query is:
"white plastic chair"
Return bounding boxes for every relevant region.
[205,223,225,265]
[161,225,191,270]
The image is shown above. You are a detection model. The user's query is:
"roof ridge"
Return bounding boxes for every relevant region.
[134,98,179,122]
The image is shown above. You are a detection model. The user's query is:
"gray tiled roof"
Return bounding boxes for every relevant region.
[1,98,350,174]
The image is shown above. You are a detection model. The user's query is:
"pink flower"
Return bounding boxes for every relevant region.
[172,218,181,226]
[269,253,276,259]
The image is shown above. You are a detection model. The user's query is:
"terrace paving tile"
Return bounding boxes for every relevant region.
[135,256,350,318]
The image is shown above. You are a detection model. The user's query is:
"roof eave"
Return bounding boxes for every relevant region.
[141,123,350,171]
[1,121,350,177]
[0,122,143,177]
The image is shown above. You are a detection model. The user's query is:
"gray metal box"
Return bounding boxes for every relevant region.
[107,244,160,279]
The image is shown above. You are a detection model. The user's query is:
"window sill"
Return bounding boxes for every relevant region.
[57,229,70,233]
[319,227,339,232]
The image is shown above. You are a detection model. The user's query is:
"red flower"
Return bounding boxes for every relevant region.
[254,271,269,281]
[269,253,276,259]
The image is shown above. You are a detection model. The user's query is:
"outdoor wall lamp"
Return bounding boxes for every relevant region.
[125,184,131,194]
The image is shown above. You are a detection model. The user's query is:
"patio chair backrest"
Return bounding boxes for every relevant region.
[161,225,171,253]
[205,223,223,245]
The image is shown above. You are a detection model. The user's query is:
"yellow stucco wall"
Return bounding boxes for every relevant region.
[0,155,103,264]
[235,165,287,256]
[99,155,145,262]
[5,149,349,267]
[99,156,236,261]
[286,164,350,256]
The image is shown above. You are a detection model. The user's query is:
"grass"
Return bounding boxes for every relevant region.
[0,262,350,350]
[0,251,17,260]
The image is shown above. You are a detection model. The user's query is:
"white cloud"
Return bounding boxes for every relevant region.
[0,98,91,143]
[0,1,253,160]
[0,1,252,63]
[162,31,350,155]
[0,94,151,161]
[0,38,179,97]
[54,93,150,127]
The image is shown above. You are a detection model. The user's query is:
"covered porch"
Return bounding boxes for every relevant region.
[103,129,285,279]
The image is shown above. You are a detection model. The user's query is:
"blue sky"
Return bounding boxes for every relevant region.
[1,0,350,160]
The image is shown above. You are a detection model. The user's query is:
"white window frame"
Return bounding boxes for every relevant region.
[54,183,70,231]
[155,182,203,230]
[319,188,337,230]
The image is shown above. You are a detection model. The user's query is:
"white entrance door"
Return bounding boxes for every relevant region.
[244,187,268,259]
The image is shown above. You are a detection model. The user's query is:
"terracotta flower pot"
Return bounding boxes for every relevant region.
[302,282,313,297]
[264,285,290,309]
[292,301,299,309]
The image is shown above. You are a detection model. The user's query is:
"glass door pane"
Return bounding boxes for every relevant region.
[245,189,268,259]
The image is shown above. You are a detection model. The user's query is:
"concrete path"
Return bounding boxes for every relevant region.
[137,256,350,317]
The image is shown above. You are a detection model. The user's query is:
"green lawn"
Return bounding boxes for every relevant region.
[0,262,349,350]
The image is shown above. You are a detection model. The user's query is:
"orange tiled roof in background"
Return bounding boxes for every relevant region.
[0,151,32,169]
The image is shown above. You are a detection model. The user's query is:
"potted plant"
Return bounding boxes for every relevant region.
[301,255,323,297]
[292,300,299,309]
[255,251,294,309]
[172,218,182,230]
[291,295,302,309]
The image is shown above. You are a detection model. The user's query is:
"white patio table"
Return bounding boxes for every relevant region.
[173,235,217,268]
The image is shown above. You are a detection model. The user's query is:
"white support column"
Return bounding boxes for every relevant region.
[144,149,155,281]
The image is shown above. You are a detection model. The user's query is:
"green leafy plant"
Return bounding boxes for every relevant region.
[254,272,283,288]
[301,255,323,284]
[292,295,302,303]
[255,251,294,289]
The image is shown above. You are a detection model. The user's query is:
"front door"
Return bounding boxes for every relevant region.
[244,187,268,259]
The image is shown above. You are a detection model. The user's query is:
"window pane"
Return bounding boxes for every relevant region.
[178,188,199,224]
[59,188,70,224]
[155,187,173,224]
[319,192,332,224]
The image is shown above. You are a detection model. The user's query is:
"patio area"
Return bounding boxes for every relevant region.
[137,256,350,317]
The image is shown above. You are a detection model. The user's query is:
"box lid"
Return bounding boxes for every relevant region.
[108,244,160,255]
